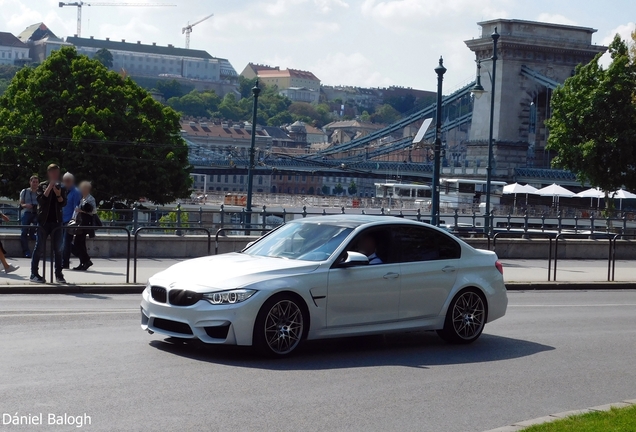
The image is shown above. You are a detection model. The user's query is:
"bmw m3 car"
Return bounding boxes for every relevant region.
[141,215,507,357]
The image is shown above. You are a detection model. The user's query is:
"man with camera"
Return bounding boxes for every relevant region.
[30,164,68,284]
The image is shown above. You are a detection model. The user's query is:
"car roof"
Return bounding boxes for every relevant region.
[290,214,426,228]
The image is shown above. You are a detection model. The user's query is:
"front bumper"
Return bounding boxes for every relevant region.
[140,287,261,346]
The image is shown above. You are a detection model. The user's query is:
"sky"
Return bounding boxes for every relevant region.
[1,0,635,91]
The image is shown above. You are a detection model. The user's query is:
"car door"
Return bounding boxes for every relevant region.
[326,227,401,327]
[395,225,461,319]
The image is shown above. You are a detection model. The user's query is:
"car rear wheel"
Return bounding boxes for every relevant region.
[437,288,487,344]
[253,294,305,357]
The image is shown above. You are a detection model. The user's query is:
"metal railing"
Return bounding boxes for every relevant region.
[553,233,614,282]
[214,227,271,255]
[492,232,555,281]
[133,227,212,283]
[50,226,131,284]
[610,234,636,282]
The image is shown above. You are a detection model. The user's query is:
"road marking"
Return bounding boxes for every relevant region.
[509,304,636,307]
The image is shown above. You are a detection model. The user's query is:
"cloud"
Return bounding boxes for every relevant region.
[599,22,635,67]
[536,13,578,26]
[314,0,349,13]
[601,22,636,45]
[311,51,394,87]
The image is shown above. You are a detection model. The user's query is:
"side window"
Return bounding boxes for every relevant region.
[397,226,461,263]
[343,227,396,265]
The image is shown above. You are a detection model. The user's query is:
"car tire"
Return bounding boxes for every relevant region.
[253,293,306,357]
[437,288,487,344]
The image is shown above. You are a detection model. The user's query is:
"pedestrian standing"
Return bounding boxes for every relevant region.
[19,175,39,258]
[0,211,19,274]
[30,164,67,284]
[62,172,81,269]
[72,181,97,271]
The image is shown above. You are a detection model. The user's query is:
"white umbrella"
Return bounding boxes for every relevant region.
[503,183,538,207]
[503,183,538,194]
[536,183,575,197]
[608,189,636,210]
[536,183,575,210]
[575,187,604,208]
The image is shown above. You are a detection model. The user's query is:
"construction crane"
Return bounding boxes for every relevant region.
[182,13,213,49]
[58,2,176,38]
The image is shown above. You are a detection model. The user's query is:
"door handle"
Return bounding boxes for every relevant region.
[383,272,400,279]
[442,266,456,273]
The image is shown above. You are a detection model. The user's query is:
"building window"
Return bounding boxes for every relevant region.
[240,176,244,184]
[258,176,263,185]
[287,175,292,181]
[224,175,229,183]
[233,175,237,183]
[217,175,221,182]
[302,175,306,182]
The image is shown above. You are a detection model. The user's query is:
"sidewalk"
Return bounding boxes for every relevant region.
[1,257,635,289]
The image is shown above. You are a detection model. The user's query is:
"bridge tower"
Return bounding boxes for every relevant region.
[464,19,606,176]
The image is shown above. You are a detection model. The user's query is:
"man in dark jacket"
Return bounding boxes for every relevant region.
[30,164,68,283]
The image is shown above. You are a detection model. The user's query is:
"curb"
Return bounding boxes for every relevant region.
[505,282,636,290]
[484,399,636,431]
[0,284,145,294]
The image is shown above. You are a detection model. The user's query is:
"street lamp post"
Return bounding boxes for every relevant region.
[246,80,261,216]
[471,27,499,237]
[431,56,446,226]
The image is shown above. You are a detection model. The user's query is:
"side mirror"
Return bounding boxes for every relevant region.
[241,240,256,252]
[338,251,369,268]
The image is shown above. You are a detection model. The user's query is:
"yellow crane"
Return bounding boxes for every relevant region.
[182,13,213,49]
[58,1,176,38]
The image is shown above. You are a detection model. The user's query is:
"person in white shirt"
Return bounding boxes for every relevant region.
[356,234,383,265]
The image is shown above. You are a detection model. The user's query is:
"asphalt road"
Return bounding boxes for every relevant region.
[1,291,635,432]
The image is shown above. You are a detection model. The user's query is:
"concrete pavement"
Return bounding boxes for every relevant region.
[1,290,635,431]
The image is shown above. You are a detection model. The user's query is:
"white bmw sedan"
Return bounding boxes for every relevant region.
[141,215,507,357]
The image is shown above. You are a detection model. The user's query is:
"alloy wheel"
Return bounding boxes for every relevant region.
[451,291,485,340]
[264,300,304,355]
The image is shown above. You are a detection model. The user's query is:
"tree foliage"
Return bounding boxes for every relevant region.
[157,79,186,100]
[0,47,192,204]
[546,35,636,192]
[167,90,221,118]
[347,180,357,196]
[94,48,113,68]
[371,104,400,124]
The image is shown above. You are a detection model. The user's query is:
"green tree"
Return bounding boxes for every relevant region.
[0,47,192,204]
[94,48,113,68]
[547,35,636,194]
[333,183,344,195]
[267,111,293,126]
[385,94,416,114]
[157,79,185,100]
[238,75,258,99]
[167,90,220,118]
[371,104,400,124]
[347,180,357,196]
[321,185,330,195]
[216,92,245,121]
[359,110,371,122]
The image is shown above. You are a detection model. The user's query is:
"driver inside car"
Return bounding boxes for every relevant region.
[354,234,383,265]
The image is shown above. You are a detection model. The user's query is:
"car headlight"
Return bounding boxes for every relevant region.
[202,289,257,305]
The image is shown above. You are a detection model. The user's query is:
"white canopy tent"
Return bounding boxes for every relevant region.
[503,183,538,207]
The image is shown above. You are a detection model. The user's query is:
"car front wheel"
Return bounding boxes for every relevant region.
[253,294,305,357]
[437,288,487,344]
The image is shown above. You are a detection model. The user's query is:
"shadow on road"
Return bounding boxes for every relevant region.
[149,331,554,370]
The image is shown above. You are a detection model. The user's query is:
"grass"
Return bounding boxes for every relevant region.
[522,404,636,431]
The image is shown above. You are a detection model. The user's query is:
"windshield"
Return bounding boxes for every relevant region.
[243,222,354,261]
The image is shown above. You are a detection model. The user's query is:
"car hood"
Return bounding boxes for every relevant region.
[148,253,321,292]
